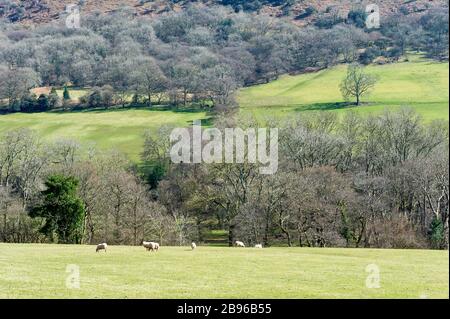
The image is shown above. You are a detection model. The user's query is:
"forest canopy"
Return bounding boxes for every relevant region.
[0,4,448,112]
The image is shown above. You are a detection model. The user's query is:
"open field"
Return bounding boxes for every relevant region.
[1,56,448,159]
[0,108,208,161]
[0,244,448,299]
[238,55,449,122]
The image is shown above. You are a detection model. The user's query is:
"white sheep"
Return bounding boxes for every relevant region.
[191,242,197,250]
[142,241,152,251]
[143,241,159,252]
[254,244,263,249]
[235,241,245,247]
[96,243,107,253]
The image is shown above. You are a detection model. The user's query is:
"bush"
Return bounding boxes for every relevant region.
[314,15,344,29]
[368,216,426,249]
[36,94,49,112]
[296,6,316,20]
[19,93,38,113]
[87,87,103,108]
[48,88,61,109]
[359,47,381,64]
[347,9,367,28]
[81,85,116,109]
[384,46,403,61]
[429,218,445,249]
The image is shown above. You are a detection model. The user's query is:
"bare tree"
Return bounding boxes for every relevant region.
[340,63,378,106]
[0,65,40,110]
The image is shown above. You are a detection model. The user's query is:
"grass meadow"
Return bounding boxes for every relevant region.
[0,55,448,159]
[238,55,449,122]
[0,108,209,161]
[0,244,448,299]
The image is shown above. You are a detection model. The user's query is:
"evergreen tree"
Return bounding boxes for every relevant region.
[63,85,71,100]
[30,175,85,244]
[37,94,49,112]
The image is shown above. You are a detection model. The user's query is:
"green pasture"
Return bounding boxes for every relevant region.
[0,244,447,299]
[238,55,449,122]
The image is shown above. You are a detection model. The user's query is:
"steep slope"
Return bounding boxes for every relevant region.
[1,0,447,25]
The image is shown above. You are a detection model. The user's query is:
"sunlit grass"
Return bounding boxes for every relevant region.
[238,55,449,122]
[0,108,209,161]
[0,244,447,298]
[1,55,448,161]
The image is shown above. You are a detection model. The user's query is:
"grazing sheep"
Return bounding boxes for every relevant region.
[191,242,197,250]
[143,241,159,252]
[142,241,150,250]
[142,241,152,251]
[254,244,263,249]
[235,241,245,247]
[96,243,107,253]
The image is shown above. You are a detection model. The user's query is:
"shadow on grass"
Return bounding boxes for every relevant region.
[49,105,212,115]
[186,117,214,127]
[294,102,352,112]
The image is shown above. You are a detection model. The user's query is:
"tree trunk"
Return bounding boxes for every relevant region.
[263,218,270,247]
[228,223,235,247]
[280,224,292,247]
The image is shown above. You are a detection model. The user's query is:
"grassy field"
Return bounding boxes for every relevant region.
[0,244,448,299]
[0,108,208,161]
[0,55,448,159]
[238,55,449,122]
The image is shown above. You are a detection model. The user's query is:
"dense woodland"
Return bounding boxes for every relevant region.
[1,109,449,249]
[0,5,449,249]
[0,4,448,112]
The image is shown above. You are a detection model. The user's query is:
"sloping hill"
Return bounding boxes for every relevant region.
[1,56,447,160]
[1,0,447,25]
[0,107,209,161]
[238,55,449,121]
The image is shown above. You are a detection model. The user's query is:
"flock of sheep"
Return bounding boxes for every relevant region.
[95,241,263,252]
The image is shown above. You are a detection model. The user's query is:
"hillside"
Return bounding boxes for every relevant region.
[1,55,447,160]
[239,54,449,121]
[0,107,208,161]
[1,0,447,25]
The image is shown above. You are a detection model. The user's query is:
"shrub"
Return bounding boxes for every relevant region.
[19,93,37,113]
[429,218,445,249]
[359,47,381,64]
[347,9,367,28]
[296,6,316,20]
[314,15,344,29]
[36,94,49,112]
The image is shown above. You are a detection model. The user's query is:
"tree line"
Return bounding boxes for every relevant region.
[1,109,448,249]
[0,4,448,112]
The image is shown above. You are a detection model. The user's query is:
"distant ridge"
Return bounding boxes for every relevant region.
[0,0,448,26]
